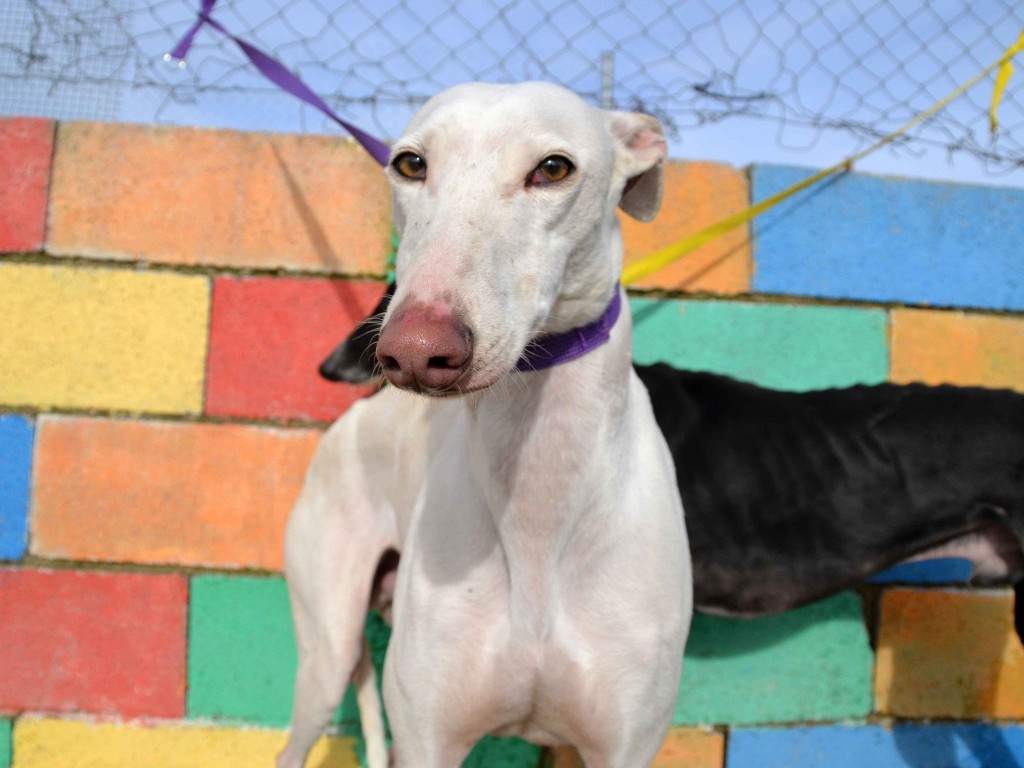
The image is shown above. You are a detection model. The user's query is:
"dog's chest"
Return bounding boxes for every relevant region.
[392,380,688,745]
[400,475,673,743]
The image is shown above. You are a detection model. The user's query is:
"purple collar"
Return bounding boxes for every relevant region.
[515,289,622,372]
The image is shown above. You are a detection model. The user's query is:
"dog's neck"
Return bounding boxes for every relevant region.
[462,286,635,604]
[469,283,632,438]
[515,289,622,373]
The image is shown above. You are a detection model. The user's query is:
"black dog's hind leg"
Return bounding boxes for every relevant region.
[319,281,395,384]
[1015,580,1024,646]
[999,512,1024,651]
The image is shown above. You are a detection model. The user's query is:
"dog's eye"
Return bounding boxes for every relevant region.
[528,156,574,185]
[393,152,427,180]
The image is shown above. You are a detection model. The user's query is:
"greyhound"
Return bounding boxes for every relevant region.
[278,82,692,768]
[323,298,1024,638]
[636,365,1024,619]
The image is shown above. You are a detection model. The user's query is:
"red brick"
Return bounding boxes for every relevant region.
[0,118,53,252]
[0,568,186,718]
[206,276,382,422]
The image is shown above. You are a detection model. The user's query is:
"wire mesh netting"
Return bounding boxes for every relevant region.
[1,0,1022,173]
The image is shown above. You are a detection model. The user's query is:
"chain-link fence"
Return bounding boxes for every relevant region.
[2,0,1022,173]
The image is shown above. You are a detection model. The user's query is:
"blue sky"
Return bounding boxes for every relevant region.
[2,0,1022,188]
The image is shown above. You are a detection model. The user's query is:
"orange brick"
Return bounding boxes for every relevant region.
[651,727,725,767]
[875,588,1024,718]
[548,728,723,768]
[48,122,390,274]
[620,160,751,294]
[31,416,320,570]
[549,746,584,767]
[890,308,1024,392]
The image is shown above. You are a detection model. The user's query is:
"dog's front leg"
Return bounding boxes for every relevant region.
[574,733,672,768]
[380,526,506,768]
[381,581,487,768]
[383,653,476,768]
[278,414,396,768]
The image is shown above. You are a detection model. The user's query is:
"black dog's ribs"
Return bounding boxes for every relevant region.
[319,280,1024,642]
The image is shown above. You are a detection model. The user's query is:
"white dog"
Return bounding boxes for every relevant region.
[278,81,691,768]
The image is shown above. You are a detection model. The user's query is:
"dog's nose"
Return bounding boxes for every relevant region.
[377,304,473,393]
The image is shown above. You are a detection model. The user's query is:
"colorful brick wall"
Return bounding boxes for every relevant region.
[1,115,1023,768]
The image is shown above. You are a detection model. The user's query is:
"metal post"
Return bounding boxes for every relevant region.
[601,51,614,109]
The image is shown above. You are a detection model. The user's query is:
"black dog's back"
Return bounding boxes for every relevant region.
[637,364,1024,617]
[319,285,1024,626]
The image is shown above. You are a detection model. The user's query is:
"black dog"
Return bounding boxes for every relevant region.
[320,283,1024,640]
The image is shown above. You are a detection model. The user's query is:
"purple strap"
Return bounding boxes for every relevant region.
[169,0,391,166]
[172,8,620,375]
[516,289,622,372]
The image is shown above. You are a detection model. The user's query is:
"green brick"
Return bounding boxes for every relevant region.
[1,718,9,768]
[631,298,888,391]
[187,575,542,766]
[187,574,380,731]
[464,736,543,768]
[187,574,297,726]
[675,593,874,725]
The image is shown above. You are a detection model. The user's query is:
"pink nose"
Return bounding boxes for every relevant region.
[377,302,473,393]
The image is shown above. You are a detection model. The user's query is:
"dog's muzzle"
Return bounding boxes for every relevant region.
[377,302,473,394]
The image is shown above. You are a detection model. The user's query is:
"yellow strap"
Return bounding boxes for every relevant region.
[621,164,842,284]
[624,27,1024,287]
[991,29,1024,132]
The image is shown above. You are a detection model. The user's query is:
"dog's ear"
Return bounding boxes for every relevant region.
[607,111,667,222]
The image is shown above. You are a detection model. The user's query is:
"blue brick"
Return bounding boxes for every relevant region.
[0,415,33,560]
[727,723,1024,768]
[869,557,974,585]
[751,165,1024,311]
[631,298,887,391]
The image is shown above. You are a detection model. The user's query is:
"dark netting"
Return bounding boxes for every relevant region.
[2,0,1021,171]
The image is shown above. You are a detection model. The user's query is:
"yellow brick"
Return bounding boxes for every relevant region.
[13,717,359,768]
[890,308,1024,393]
[0,263,208,414]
